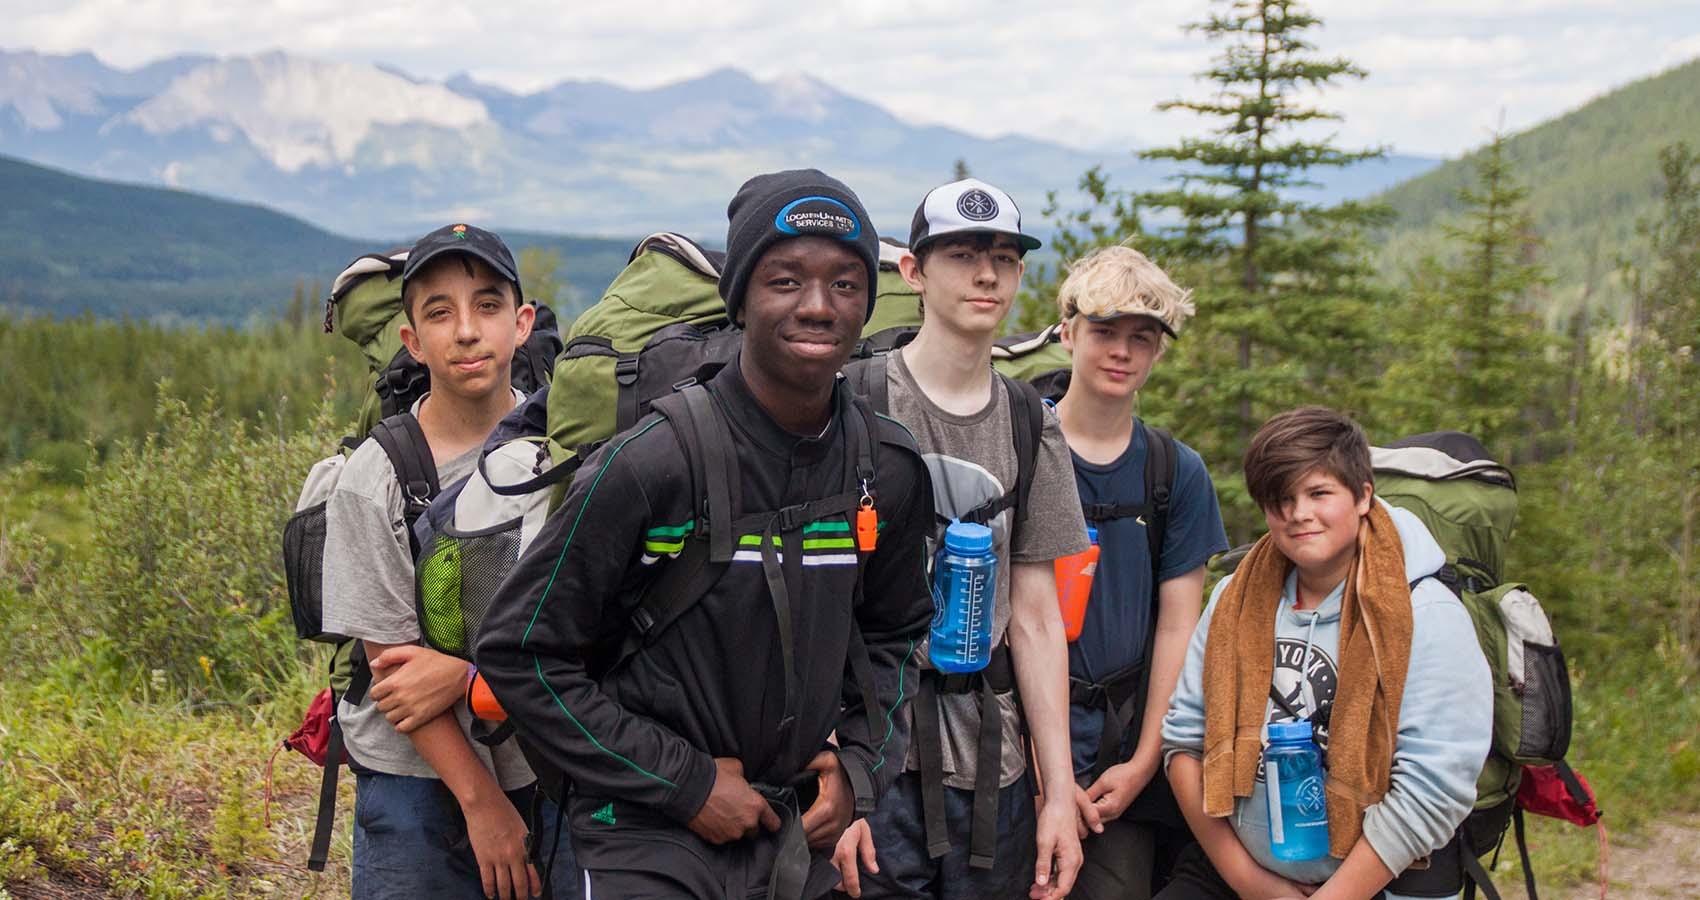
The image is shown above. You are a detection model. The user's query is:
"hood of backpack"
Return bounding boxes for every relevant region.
[1373,436,1518,583]
[330,251,409,358]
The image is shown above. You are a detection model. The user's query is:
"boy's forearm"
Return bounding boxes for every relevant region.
[1167,752,1262,890]
[1007,562,1076,803]
[1312,837,1394,900]
[366,640,503,807]
[406,712,507,808]
[1132,570,1206,776]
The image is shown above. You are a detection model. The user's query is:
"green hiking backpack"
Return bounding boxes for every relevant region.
[548,235,923,467]
[1371,433,1574,805]
[1372,432,1590,900]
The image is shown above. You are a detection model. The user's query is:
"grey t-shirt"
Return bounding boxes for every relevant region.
[887,349,1089,789]
[321,393,533,789]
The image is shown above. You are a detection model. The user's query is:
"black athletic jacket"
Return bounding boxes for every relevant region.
[476,361,933,831]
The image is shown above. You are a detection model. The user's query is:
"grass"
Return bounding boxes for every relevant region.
[0,665,354,899]
[1476,641,1700,894]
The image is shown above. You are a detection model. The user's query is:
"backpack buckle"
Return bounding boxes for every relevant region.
[772,503,809,534]
[614,356,640,386]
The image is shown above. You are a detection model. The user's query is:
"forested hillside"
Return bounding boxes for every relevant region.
[1375,58,1700,322]
[0,155,634,322]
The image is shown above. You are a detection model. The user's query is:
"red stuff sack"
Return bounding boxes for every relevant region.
[284,687,342,767]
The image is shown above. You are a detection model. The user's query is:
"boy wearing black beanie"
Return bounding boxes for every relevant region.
[476,170,935,899]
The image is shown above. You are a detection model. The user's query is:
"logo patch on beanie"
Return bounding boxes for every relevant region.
[775,196,862,240]
[956,189,999,222]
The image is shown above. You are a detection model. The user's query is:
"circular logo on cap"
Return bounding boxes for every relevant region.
[774,196,862,241]
[956,188,999,222]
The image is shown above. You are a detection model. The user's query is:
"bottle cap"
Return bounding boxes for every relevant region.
[1266,720,1313,742]
[943,521,994,554]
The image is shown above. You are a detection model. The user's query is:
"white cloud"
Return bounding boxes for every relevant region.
[3,0,1696,158]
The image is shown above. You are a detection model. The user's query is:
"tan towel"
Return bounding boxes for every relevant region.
[1201,500,1414,859]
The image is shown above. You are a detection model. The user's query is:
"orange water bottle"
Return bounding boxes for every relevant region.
[1054,526,1099,642]
[466,669,508,721]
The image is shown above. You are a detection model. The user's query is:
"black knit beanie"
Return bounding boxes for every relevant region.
[719,169,880,323]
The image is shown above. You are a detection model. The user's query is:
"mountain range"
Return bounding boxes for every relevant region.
[0,48,1437,240]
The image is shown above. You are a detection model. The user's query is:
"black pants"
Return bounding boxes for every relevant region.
[1074,819,1157,900]
[1151,843,1452,900]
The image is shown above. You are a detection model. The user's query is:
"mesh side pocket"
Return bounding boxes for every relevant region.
[1517,641,1573,762]
[283,502,331,641]
[417,526,521,658]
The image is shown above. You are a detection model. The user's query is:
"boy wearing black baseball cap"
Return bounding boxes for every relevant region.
[319,224,573,899]
[835,180,1088,900]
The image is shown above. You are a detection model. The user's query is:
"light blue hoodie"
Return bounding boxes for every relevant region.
[1161,500,1492,887]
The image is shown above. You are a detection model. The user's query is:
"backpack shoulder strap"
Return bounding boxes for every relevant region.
[844,355,891,416]
[369,413,439,544]
[1003,372,1045,528]
[625,386,739,643]
[1140,421,1177,580]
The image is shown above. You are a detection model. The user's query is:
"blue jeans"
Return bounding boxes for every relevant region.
[352,772,580,900]
[845,770,1038,900]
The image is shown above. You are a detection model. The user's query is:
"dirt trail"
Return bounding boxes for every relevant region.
[1504,816,1700,900]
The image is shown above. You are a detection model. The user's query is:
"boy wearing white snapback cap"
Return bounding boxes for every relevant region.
[834,179,1087,900]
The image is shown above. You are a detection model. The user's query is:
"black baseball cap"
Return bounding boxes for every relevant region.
[402,223,524,302]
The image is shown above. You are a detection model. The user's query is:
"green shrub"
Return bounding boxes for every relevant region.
[37,393,336,704]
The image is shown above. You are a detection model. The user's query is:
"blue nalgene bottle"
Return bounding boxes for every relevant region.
[1264,720,1330,861]
[929,521,997,674]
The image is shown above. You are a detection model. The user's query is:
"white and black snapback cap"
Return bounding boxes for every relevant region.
[908,178,1043,254]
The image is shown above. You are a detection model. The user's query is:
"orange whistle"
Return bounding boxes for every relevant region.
[467,672,508,722]
[856,500,879,552]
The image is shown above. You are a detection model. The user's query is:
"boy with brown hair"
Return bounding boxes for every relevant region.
[320,223,569,899]
[1158,407,1492,900]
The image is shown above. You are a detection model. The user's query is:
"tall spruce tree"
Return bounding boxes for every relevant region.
[1622,142,1700,655]
[1376,132,1552,458]
[1136,0,1389,535]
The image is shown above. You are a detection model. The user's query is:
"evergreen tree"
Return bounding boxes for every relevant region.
[952,158,973,181]
[1376,132,1553,459]
[1135,0,1390,535]
[1621,142,1700,655]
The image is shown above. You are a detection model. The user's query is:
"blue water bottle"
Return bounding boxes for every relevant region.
[1264,720,1330,862]
[929,521,997,674]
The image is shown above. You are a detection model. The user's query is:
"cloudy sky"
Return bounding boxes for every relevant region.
[9,0,1699,158]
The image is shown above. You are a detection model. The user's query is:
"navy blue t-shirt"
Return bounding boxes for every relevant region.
[1067,422,1228,778]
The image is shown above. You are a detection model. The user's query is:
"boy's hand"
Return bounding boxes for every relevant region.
[1072,784,1104,839]
[1085,760,1155,822]
[368,645,468,733]
[831,818,879,897]
[799,751,854,848]
[687,758,780,844]
[1225,856,1317,899]
[1029,798,1082,900]
[461,792,540,900]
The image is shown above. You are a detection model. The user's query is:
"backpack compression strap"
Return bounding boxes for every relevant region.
[308,641,374,872]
